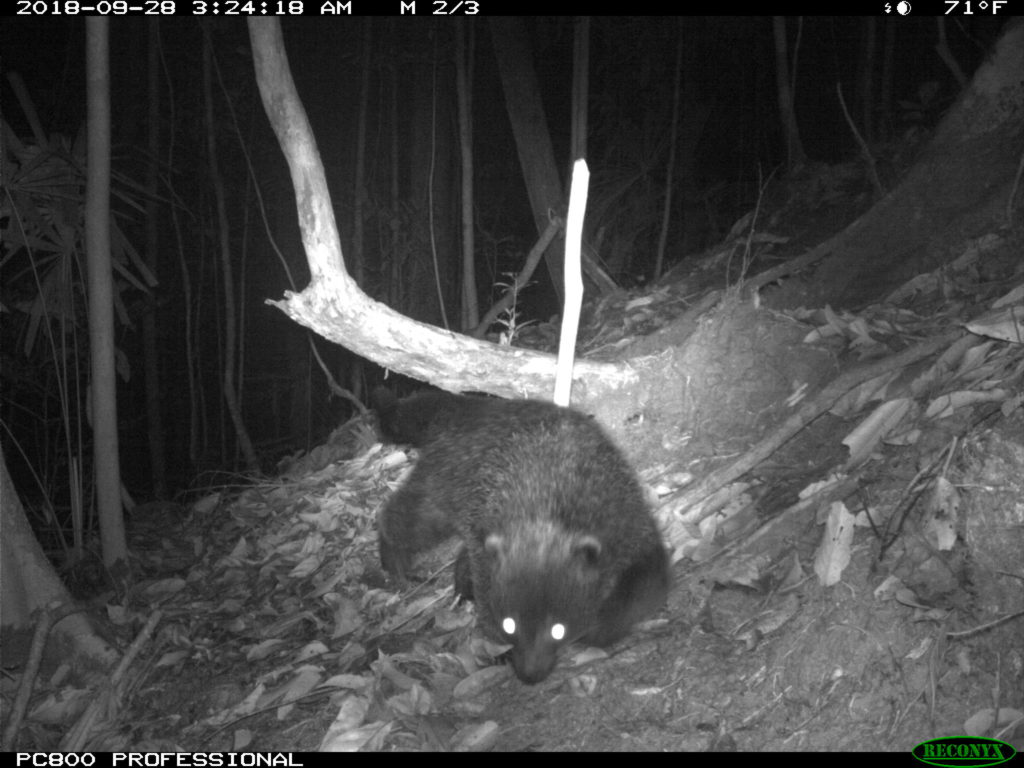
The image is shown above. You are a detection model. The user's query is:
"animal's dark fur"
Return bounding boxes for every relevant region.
[374,388,670,684]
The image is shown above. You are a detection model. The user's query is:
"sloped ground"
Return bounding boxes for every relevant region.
[7,171,1024,753]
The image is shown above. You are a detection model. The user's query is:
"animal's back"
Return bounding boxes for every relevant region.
[373,387,529,447]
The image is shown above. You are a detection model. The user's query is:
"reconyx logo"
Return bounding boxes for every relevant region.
[912,737,1016,767]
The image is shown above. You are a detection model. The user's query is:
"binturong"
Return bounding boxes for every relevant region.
[374,388,670,684]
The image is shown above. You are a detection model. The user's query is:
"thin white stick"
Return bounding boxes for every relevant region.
[554,159,590,407]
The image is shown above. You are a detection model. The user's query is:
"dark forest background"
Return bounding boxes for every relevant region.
[0,16,1005,545]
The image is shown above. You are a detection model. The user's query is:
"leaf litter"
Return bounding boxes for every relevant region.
[17,228,1024,753]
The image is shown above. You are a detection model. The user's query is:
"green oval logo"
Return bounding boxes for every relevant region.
[913,736,1016,767]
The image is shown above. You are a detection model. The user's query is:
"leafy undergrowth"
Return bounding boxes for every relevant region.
[13,189,1024,754]
[51,283,1024,752]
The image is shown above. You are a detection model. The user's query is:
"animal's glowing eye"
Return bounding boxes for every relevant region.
[501,617,517,636]
[550,623,566,641]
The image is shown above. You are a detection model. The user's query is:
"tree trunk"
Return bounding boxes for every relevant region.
[203,24,259,472]
[351,19,371,289]
[772,16,806,170]
[654,21,682,280]
[0,444,117,668]
[84,18,127,567]
[143,19,168,499]
[408,41,458,329]
[878,19,897,141]
[455,20,479,332]
[487,17,567,304]
[858,18,877,146]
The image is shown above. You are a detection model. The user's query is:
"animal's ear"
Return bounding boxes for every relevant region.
[484,533,509,564]
[572,535,602,566]
[370,386,398,413]
[372,386,401,443]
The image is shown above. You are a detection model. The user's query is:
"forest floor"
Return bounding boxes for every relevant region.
[9,161,1024,753]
